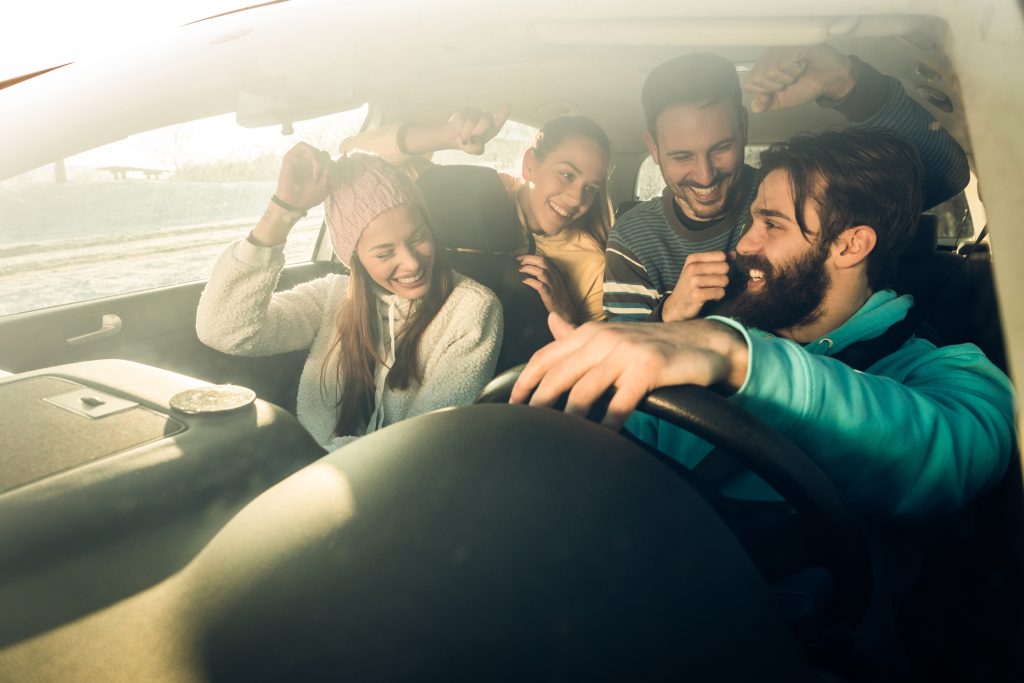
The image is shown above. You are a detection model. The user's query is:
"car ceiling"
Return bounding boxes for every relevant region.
[0,0,971,180]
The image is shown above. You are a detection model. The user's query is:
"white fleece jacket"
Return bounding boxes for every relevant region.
[196,239,503,452]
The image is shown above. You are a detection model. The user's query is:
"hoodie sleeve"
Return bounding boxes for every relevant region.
[196,239,338,356]
[404,285,504,418]
[726,326,1016,523]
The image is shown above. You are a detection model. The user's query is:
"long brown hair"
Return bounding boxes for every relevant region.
[530,116,614,248]
[322,214,454,437]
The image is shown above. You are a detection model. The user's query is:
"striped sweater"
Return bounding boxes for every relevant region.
[604,61,970,321]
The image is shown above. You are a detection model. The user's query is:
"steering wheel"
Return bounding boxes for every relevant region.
[476,365,872,627]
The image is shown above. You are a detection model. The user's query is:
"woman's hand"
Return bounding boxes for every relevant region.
[518,254,575,324]
[276,142,332,210]
[252,143,332,246]
[446,103,511,155]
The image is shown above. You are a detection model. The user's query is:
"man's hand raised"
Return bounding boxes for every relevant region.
[743,44,856,114]
[660,251,730,322]
[510,314,749,430]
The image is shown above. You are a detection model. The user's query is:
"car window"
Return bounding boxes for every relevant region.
[0,105,368,317]
[636,146,984,247]
[928,171,985,248]
[430,120,538,174]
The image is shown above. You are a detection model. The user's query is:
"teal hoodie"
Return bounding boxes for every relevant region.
[625,290,1016,523]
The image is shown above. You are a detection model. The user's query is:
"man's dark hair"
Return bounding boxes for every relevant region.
[759,129,924,290]
[641,53,744,133]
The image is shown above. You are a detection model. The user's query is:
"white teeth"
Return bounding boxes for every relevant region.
[690,182,720,199]
[395,270,423,284]
[548,201,572,218]
[749,269,764,281]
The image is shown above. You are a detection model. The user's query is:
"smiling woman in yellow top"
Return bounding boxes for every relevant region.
[341,106,612,323]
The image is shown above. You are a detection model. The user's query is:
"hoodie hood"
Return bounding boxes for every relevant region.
[803,289,914,357]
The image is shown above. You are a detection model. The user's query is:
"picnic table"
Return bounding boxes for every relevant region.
[99,166,168,180]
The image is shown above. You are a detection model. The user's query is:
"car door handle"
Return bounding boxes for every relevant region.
[66,314,123,346]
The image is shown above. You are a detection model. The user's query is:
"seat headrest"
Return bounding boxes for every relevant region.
[417,165,526,253]
[616,200,642,218]
[901,214,939,261]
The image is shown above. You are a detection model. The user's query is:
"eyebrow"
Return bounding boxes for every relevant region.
[367,223,427,251]
[754,207,793,222]
[664,135,736,156]
[556,160,605,186]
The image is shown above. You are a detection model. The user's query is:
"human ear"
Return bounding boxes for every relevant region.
[832,225,877,269]
[522,147,537,181]
[643,129,659,165]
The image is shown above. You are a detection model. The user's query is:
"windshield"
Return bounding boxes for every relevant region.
[0,0,253,82]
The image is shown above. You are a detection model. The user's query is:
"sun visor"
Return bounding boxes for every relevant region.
[235,89,365,129]
[235,44,365,128]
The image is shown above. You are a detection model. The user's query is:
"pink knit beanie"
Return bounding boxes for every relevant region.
[323,153,428,266]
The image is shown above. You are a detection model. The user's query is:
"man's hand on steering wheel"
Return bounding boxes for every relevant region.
[510,313,750,430]
[502,315,871,627]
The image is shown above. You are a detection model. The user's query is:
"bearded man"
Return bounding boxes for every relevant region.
[513,128,1014,524]
[603,46,970,322]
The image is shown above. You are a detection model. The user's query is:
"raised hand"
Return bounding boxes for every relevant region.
[660,251,730,322]
[743,45,856,114]
[276,142,332,210]
[251,143,332,247]
[446,103,512,155]
[518,254,576,324]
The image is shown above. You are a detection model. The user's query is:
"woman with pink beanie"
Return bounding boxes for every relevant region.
[197,143,503,451]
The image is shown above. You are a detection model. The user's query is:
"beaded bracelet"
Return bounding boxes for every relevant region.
[270,194,308,218]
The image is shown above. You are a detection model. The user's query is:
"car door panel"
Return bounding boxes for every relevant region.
[0,260,338,411]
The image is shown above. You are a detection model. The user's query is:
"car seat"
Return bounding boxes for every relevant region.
[895,214,1007,371]
[615,199,642,218]
[416,165,553,372]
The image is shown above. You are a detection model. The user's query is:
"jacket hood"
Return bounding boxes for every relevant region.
[803,289,913,357]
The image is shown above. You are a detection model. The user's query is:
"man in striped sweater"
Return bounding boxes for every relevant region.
[603,46,969,322]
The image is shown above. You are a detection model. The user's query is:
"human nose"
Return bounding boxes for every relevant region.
[564,181,585,207]
[395,244,421,270]
[692,154,715,186]
[736,223,763,254]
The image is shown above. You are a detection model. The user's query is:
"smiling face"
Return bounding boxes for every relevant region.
[355,204,436,299]
[645,99,746,222]
[520,136,609,237]
[706,169,831,332]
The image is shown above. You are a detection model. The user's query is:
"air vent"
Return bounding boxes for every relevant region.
[917,85,954,113]
[915,62,942,83]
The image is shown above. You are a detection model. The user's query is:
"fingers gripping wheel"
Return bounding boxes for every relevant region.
[477,365,872,627]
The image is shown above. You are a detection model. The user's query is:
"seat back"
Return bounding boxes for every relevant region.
[895,214,1007,370]
[615,199,642,218]
[417,165,553,372]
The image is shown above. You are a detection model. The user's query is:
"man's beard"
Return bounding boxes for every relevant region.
[704,244,830,333]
